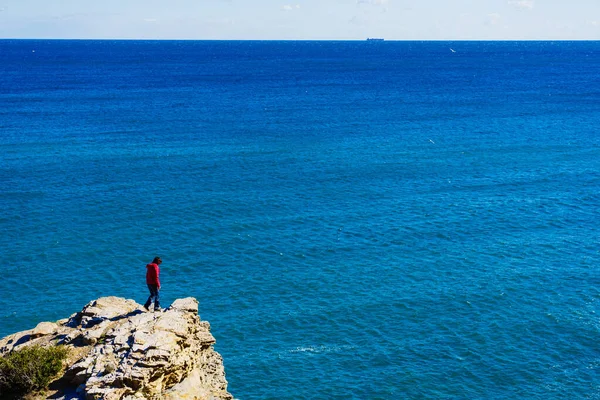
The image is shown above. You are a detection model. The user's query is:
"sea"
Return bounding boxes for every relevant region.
[1,40,599,399]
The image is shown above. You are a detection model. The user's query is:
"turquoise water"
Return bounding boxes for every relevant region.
[1,40,600,399]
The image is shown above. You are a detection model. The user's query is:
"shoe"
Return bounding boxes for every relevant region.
[143,305,150,311]
[154,307,163,312]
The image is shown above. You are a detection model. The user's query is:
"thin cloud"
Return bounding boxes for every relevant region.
[508,0,534,10]
[282,4,300,11]
[357,0,389,5]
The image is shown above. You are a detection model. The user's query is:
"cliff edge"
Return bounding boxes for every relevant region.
[0,297,234,400]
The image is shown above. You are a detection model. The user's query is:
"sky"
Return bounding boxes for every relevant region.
[0,0,599,40]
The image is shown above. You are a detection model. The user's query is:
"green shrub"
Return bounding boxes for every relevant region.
[0,344,68,397]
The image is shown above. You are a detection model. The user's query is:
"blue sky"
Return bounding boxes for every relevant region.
[0,0,599,40]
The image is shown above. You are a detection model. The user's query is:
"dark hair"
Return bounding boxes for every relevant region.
[152,257,162,264]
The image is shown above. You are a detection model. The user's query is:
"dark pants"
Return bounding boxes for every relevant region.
[144,284,160,310]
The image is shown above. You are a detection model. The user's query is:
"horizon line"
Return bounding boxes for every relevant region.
[1,38,599,42]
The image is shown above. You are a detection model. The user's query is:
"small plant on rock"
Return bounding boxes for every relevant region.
[0,344,68,398]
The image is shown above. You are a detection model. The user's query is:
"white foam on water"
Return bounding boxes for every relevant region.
[287,344,355,355]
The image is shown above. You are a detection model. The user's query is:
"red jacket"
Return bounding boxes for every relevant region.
[146,263,160,286]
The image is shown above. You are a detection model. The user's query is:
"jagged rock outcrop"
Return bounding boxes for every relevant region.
[0,297,234,400]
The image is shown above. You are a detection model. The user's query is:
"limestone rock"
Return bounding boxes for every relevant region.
[32,321,58,338]
[0,297,234,400]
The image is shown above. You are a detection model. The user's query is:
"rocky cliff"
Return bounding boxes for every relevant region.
[0,297,234,400]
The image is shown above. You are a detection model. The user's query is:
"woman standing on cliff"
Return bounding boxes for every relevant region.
[144,257,162,312]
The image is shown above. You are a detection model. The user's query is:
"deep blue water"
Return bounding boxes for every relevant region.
[1,40,600,399]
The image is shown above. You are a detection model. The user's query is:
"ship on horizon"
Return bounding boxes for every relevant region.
[366,38,384,42]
